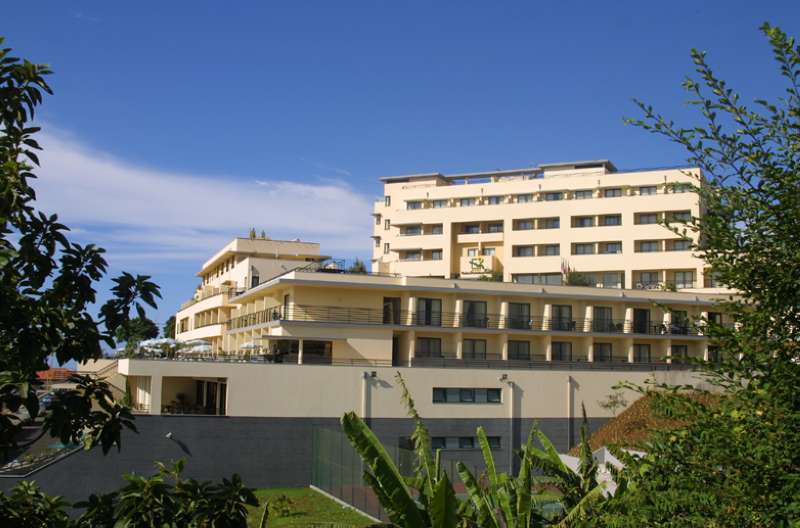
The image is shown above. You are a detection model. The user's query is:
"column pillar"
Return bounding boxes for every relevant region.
[149,375,162,416]
[587,339,594,362]
[700,310,709,336]
[624,306,634,334]
[543,303,552,331]
[455,332,463,359]
[407,296,417,326]
[500,333,509,361]
[664,339,673,364]
[297,339,304,365]
[499,300,509,329]
[662,309,672,334]
[454,298,463,328]
[583,305,593,333]
[407,330,415,367]
[702,342,710,362]
[544,335,553,361]
[625,338,634,363]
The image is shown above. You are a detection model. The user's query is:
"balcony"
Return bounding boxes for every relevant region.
[225,305,704,337]
[459,255,499,276]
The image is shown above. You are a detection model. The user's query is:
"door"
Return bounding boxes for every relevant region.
[633,308,650,334]
[464,301,488,328]
[552,305,573,331]
[383,297,401,324]
[417,298,442,326]
[593,306,613,332]
[391,336,400,366]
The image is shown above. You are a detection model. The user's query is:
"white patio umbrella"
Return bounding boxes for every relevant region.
[139,338,179,348]
[186,344,212,355]
[239,341,260,350]
[182,339,211,347]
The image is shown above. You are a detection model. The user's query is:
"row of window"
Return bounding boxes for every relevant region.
[635,239,692,252]
[430,435,501,450]
[389,240,691,259]
[511,270,696,287]
[432,387,502,404]
[391,183,693,210]
[399,250,443,261]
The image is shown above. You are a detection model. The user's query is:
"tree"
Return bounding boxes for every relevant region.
[0,38,256,525]
[599,23,800,526]
[163,315,176,339]
[598,390,628,417]
[347,258,367,273]
[115,317,159,346]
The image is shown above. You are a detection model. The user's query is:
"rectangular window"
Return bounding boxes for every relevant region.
[573,216,594,228]
[487,388,501,403]
[459,388,475,403]
[639,271,660,287]
[417,337,442,358]
[463,338,487,359]
[460,198,476,207]
[375,214,381,225]
[417,298,442,326]
[516,193,533,203]
[433,388,501,404]
[513,245,534,257]
[601,271,624,288]
[669,239,692,251]
[603,188,623,198]
[672,183,692,193]
[467,248,478,257]
[432,389,446,403]
[669,210,692,222]
[383,243,390,254]
[573,243,595,255]
[463,301,488,328]
[403,225,422,236]
[544,191,563,201]
[403,251,421,261]
[459,437,475,449]
[513,273,562,285]
[508,340,531,360]
[574,189,593,200]
[540,217,560,229]
[600,214,622,226]
[487,436,501,449]
[594,342,613,362]
[462,224,480,234]
[384,196,391,206]
[552,341,572,361]
[637,240,660,252]
[482,247,496,256]
[431,224,443,235]
[600,242,622,254]
[486,196,503,205]
[671,344,689,362]
[633,344,651,362]
[673,271,695,289]
[487,222,503,233]
[374,237,380,248]
[552,305,573,331]
[406,201,422,210]
[430,250,443,261]
[432,199,447,208]
[592,306,614,332]
[639,185,657,195]
[542,244,560,256]
[514,219,534,230]
[507,302,530,329]
[636,212,659,224]
[384,219,390,230]
[431,436,446,449]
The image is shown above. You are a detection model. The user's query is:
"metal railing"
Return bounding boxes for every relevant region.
[410,356,686,371]
[226,305,704,336]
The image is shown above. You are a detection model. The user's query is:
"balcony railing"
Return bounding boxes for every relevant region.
[226,304,704,336]
[634,280,697,291]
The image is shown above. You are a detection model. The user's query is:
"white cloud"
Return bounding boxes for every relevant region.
[33,131,374,266]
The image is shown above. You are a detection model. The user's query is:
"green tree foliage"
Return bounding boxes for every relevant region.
[115,316,159,345]
[597,23,800,527]
[0,38,257,525]
[348,258,368,274]
[163,314,176,339]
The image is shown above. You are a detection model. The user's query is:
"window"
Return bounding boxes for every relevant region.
[464,301,488,328]
[403,251,421,261]
[552,305,573,331]
[600,242,622,254]
[636,212,659,224]
[513,273,562,285]
[673,271,695,289]
[463,339,487,359]
[462,224,480,234]
[601,214,622,226]
[467,248,478,257]
[374,214,381,225]
[592,306,614,332]
[574,216,594,228]
[417,298,442,326]
[516,193,533,203]
[487,436,501,449]
[601,271,624,288]
[384,219,390,230]
[487,222,503,233]
[671,344,689,362]
[507,302,530,329]
[637,240,660,252]
[513,245,534,257]
[514,219,534,230]
[552,341,572,361]
[179,317,189,333]
[431,224,443,235]
[544,191,563,201]
[508,340,531,360]
[573,243,594,255]
[431,436,447,450]
[460,388,475,403]
[603,188,623,198]
[669,239,692,251]
[634,344,651,362]
[482,247,496,256]
[486,388,501,403]
[432,199,447,208]
[403,225,422,236]
[430,250,443,261]
[383,243,390,254]
[406,201,422,210]
[540,217,560,229]
[639,185,657,195]
[433,388,502,404]
[417,337,442,358]
[542,244,560,256]
[594,342,613,362]
[638,271,660,287]
[459,437,475,449]
[673,183,692,193]
[374,237,380,247]
[460,197,476,207]
[486,196,503,205]
[708,311,723,325]
[574,189,593,200]
[384,196,391,206]
[669,210,692,222]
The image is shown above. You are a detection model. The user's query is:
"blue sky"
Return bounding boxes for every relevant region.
[4,1,799,329]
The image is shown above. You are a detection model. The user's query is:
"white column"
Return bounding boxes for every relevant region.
[149,375,162,416]
[544,335,552,361]
[664,339,673,364]
[455,332,463,359]
[407,296,417,326]
[454,298,464,328]
[702,343,710,362]
[700,310,709,335]
[583,305,593,333]
[587,339,594,362]
[624,307,634,334]
[500,333,509,361]
[407,330,415,367]
[543,303,552,331]
[499,300,509,329]
[297,339,304,365]
[663,310,672,334]
[625,338,635,363]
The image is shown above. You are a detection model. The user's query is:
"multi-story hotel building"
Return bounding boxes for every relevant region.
[372,160,719,292]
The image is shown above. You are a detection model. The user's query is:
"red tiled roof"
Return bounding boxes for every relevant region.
[36,368,75,381]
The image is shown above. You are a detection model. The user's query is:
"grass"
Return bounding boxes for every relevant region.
[246,487,375,527]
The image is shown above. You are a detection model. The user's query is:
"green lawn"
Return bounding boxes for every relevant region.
[246,487,375,527]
